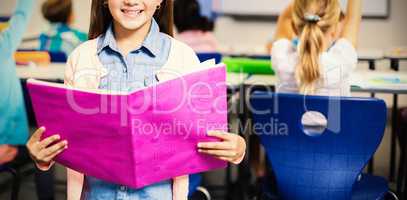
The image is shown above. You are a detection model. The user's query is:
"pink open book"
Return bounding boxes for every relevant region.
[27,65,228,189]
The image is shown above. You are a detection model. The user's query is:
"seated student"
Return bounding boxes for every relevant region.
[39,0,87,55]
[267,1,345,54]
[174,0,219,52]
[27,0,246,200]
[272,0,362,96]
[0,0,56,199]
[0,0,33,166]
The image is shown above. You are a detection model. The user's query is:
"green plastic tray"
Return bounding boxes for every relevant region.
[223,57,274,75]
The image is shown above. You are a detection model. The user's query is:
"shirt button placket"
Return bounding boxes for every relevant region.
[122,56,129,91]
[122,56,128,73]
[117,185,127,200]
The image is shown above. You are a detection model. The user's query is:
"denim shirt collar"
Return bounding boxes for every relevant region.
[97,19,161,57]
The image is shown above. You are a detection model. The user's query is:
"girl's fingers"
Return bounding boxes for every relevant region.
[39,134,61,149]
[29,127,46,144]
[215,156,232,162]
[207,131,232,140]
[198,149,237,157]
[197,141,234,150]
[42,148,65,163]
[41,140,68,158]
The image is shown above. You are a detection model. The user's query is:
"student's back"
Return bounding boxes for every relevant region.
[39,0,87,55]
[176,30,218,53]
[273,38,357,96]
[174,0,218,52]
[272,0,362,97]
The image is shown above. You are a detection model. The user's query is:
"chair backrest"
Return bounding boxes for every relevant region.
[48,51,67,63]
[188,173,203,196]
[197,52,222,64]
[250,92,387,200]
[0,16,10,22]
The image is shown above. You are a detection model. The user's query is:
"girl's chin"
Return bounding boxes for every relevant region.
[118,21,147,31]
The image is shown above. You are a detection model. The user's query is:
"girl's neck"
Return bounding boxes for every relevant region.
[113,20,152,56]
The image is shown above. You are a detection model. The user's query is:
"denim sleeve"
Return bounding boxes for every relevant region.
[0,0,35,53]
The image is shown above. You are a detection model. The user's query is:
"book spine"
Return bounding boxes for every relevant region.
[128,94,138,188]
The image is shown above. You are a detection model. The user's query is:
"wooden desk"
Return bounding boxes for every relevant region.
[16,63,65,81]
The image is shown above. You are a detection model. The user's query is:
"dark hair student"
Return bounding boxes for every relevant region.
[42,0,73,24]
[174,0,214,33]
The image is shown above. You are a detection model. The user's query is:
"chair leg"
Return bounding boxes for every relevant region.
[196,186,211,200]
[396,109,407,199]
[225,163,232,200]
[397,148,405,198]
[404,177,407,200]
[387,190,400,200]
[8,167,20,200]
[403,154,407,200]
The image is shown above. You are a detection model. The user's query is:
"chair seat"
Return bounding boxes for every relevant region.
[260,174,388,200]
[189,173,203,196]
[351,174,388,200]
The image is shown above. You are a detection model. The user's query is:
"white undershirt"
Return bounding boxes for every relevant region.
[272,38,358,97]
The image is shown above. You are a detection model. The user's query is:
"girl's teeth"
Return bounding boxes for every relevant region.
[124,10,141,15]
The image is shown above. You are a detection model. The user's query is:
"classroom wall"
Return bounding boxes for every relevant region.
[217,0,389,18]
[214,0,407,53]
[2,0,406,52]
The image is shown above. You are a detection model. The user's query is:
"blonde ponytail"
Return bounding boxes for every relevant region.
[297,23,325,94]
[292,0,341,94]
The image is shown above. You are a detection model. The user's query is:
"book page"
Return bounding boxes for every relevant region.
[27,59,221,96]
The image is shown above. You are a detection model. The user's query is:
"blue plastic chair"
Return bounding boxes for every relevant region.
[250,92,394,200]
[197,52,222,64]
[0,16,10,22]
[48,51,67,63]
[188,173,211,200]
[189,173,203,196]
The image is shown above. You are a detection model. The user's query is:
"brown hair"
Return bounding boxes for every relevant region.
[88,0,174,40]
[292,0,341,94]
[42,0,72,24]
[174,0,214,33]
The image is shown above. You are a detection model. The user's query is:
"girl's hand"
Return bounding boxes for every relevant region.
[26,127,68,170]
[198,131,246,164]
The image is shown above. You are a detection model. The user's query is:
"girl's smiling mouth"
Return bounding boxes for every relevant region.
[121,8,144,17]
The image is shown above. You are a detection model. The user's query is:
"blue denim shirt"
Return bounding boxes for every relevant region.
[81,19,173,200]
[0,0,34,145]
